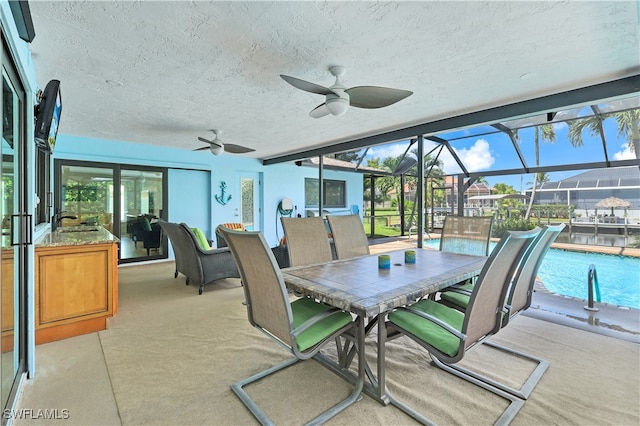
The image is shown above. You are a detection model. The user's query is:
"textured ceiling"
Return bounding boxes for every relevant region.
[27,1,640,162]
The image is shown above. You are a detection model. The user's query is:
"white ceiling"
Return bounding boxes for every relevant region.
[27,1,640,162]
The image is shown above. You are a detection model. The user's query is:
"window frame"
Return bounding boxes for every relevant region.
[304,178,347,208]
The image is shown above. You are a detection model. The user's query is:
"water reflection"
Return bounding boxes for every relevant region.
[556,232,634,247]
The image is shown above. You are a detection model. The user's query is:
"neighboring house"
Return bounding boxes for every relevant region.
[438,176,492,208]
[524,166,640,220]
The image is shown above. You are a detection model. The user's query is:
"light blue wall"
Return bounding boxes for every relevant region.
[53,135,364,249]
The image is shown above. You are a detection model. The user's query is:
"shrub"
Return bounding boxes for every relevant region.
[491,218,538,238]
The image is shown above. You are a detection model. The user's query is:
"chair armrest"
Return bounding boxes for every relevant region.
[195,245,233,256]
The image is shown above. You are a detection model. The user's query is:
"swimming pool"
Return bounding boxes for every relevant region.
[423,239,640,309]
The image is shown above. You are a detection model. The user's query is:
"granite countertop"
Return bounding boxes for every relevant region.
[35,225,120,247]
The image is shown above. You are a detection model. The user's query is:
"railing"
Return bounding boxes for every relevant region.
[362,213,445,238]
[583,264,601,312]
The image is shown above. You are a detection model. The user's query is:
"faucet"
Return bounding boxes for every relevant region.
[52,208,77,229]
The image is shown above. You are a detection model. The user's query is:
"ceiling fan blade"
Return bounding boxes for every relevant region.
[224,144,255,154]
[195,137,224,151]
[309,103,331,119]
[280,74,336,96]
[346,86,413,109]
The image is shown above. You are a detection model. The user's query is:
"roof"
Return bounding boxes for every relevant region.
[468,194,529,201]
[538,166,640,190]
[299,157,386,175]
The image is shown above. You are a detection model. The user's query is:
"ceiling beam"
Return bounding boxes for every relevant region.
[263,75,640,166]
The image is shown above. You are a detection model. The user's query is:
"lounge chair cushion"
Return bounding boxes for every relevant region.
[143,217,152,231]
[191,227,211,250]
[388,299,464,357]
[291,297,353,352]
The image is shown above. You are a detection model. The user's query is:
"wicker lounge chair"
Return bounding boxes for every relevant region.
[214,222,245,248]
[327,214,370,259]
[220,227,364,425]
[157,220,240,295]
[385,228,541,425]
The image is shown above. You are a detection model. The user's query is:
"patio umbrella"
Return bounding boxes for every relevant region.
[594,196,631,215]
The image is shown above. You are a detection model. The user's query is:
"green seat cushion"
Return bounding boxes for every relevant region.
[142,217,152,231]
[291,297,352,352]
[191,227,211,250]
[388,299,464,357]
[440,291,471,309]
[439,283,474,309]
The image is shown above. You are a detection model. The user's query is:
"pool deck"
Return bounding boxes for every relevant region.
[369,236,640,343]
[550,241,640,257]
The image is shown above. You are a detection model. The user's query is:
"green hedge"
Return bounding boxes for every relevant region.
[492,218,538,238]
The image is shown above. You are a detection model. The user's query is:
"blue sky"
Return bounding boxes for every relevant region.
[364,116,635,192]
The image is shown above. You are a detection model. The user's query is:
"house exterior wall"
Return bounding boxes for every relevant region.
[52,135,364,248]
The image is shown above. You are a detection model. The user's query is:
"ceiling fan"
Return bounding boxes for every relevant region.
[195,130,255,156]
[280,65,413,118]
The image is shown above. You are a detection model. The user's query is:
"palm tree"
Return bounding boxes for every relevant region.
[568,109,640,159]
[526,172,551,219]
[516,124,556,220]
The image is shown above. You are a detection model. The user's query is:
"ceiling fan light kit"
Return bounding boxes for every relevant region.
[209,143,224,156]
[326,96,349,116]
[280,65,413,118]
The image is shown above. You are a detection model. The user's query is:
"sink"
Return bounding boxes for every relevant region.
[57,226,101,233]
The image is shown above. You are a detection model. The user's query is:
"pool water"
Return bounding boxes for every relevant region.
[424,239,640,309]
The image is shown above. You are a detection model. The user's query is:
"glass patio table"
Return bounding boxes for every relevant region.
[282,248,486,404]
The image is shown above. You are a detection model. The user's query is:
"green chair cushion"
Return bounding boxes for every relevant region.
[191,227,211,250]
[439,283,474,309]
[388,298,464,357]
[142,217,152,231]
[291,297,352,352]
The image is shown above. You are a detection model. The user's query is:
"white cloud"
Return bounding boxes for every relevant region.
[441,139,495,174]
[364,138,495,174]
[366,143,408,160]
[613,143,635,160]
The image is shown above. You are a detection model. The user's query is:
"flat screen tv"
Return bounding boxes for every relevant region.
[34,79,61,153]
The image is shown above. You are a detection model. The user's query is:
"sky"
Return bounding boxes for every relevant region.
[363,110,636,192]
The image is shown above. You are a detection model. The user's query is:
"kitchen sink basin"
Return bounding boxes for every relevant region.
[57,226,101,233]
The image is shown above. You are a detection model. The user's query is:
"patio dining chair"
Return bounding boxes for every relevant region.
[281,217,333,267]
[436,225,564,399]
[327,214,370,259]
[385,228,540,425]
[439,215,495,256]
[220,227,364,425]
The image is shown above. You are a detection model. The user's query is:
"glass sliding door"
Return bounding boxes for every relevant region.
[58,164,114,232]
[1,46,27,415]
[55,161,167,263]
[120,168,165,262]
